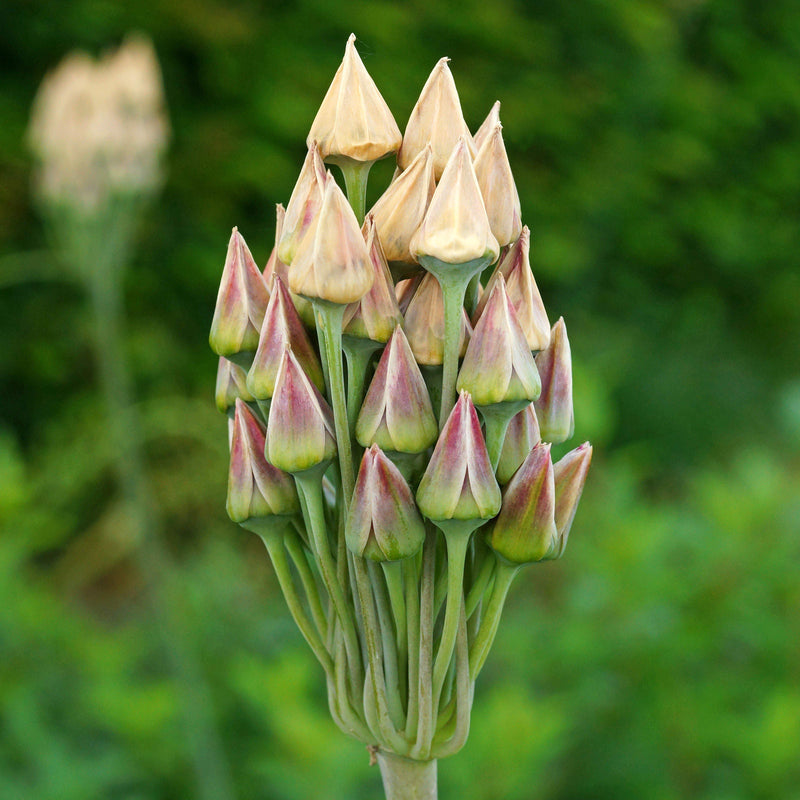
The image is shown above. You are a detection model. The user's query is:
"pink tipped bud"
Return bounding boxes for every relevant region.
[548,442,592,559]
[263,204,290,290]
[473,227,550,352]
[215,356,255,414]
[346,444,426,561]
[227,398,300,523]
[307,34,401,164]
[456,276,541,406]
[397,58,476,180]
[473,100,501,152]
[209,227,270,361]
[495,404,541,485]
[266,349,336,473]
[356,326,438,453]
[246,275,325,399]
[486,441,557,564]
[289,175,374,304]
[534,317,574,443]
[416,391,501,521]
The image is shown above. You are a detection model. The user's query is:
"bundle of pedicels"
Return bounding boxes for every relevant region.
[210,34,591,797]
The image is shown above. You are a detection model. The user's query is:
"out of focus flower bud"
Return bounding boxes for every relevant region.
[289,176,374,304]
[404,272,471,366]
[307,34,401,165]
[263,204,290,291]
[548,442,592,559]
[247,276,325,399]
[534,317,574,443]
[356,327,438,453]
[209,228,270,363]
[346,444,426,561]
[216,357,255,414]
[227,398,300,523]
[417,391,501,521]
[473,100,501,152]
[266,349,336,473]
[397,58,475,180]
[486,442,556,564]
[411,138,499,267]
[456,277,540,407]
[495,404,541,485]
[473,125,522,248]
[474,227,550,352]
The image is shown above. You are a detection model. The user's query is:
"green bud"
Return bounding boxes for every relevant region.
[534,317,574,443]
[547,442,592,559]
[215,356,254,414]
[495,403,541,484]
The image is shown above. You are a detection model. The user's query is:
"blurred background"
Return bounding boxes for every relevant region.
[1,0,799,798]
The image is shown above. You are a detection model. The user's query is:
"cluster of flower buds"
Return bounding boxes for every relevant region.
[210,34,591,765]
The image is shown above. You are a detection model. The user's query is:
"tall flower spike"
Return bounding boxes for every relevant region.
[209,227,270,362]
[307,34,401,165]
[356,326,438,453]
[277,143,327,265]
[473,226,550,352]
[456,276,541,406]
[410,137,499,266]
[548,442,593,559]
[369,144,435,270]
[227,398,300,523]
[266,349,336,474]
[397,57,476,180]
[216,356,255,414]
[404,271,471,366]
[247,275,325,399]
[473,124,522,247]
[495,403,541,485]
[289,175,374,304]
[473,100,501,152]
[534,317,574,443]
[343,215,404,343]
[346,444,426,561]
[486,441,556,564]
[416,391,501,521]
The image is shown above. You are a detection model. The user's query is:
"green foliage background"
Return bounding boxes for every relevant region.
[1,1,799,798]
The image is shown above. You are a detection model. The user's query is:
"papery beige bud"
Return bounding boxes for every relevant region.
[307,34,401,164]
[473,100,501,152]
[410,138,499,266]
[397,57,476,180]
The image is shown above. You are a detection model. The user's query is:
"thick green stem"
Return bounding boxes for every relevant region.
[343,336,379,432]
[283,526,328,639]
[404,555,421,741]
[481,402,530,472]
[337,158,373,224]
[412,530,437,758]
[377,753,438,800]
[382,561,408,707]
[465,552,496,620]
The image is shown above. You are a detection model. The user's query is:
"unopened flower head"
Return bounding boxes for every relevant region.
[473,100,501,152]
[215,356,255,414]
[495,403,541,485]
[549,442,593,559]
[534,317,574,443]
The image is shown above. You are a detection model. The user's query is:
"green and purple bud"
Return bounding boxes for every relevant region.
[215,356,255,414]
[227,398,300,523]
[416,390,501,521]
[209,227,270,364]
[486,441,556,564]
[355,326,438,453]
[345,444,426,561]
[534,317,574,443]
[495,403,541,485]
[548,442,593,559]
[266,349,336,474]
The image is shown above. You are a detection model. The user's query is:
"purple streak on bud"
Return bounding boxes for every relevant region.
[209,228,270,358]
[346,444,426,561]
[495,403,541,485]
[549,442,592,559]
[486,441,556,564]
[534,317,574,444]
[227,398,300,523]
[216,356,255,414]
[416,390,501,521]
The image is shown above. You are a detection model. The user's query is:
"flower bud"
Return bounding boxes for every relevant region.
[307,34,401,164]
[495,403,541,485]
[410,137,499,266]
[397,57,475,180]
[456,277,541,406]
[227,398,300,523]
[209,227,270,362]
[277,143,327,264]
[395,275,422,315]
[416,391,501,521]
[266,349,336,473]
[403,272,471,366]
[247,275,325,399]
[473,100,501,152]
[346,444,426,561]
[342,216,404,343]
[356,326,438,453]
[216,356,255,414]
[473,227,550,352]
[369,145,435,270]
[473,124,522,247]
[289,175,374,305]
[549,442,592,559]
[486,442,556,564]
[534,317,574,443]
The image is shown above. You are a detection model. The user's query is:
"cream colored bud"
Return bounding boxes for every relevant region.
[473,100,501,152]
[410,138,499,266]
[397,58,475,180]
[307,34,401,164]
